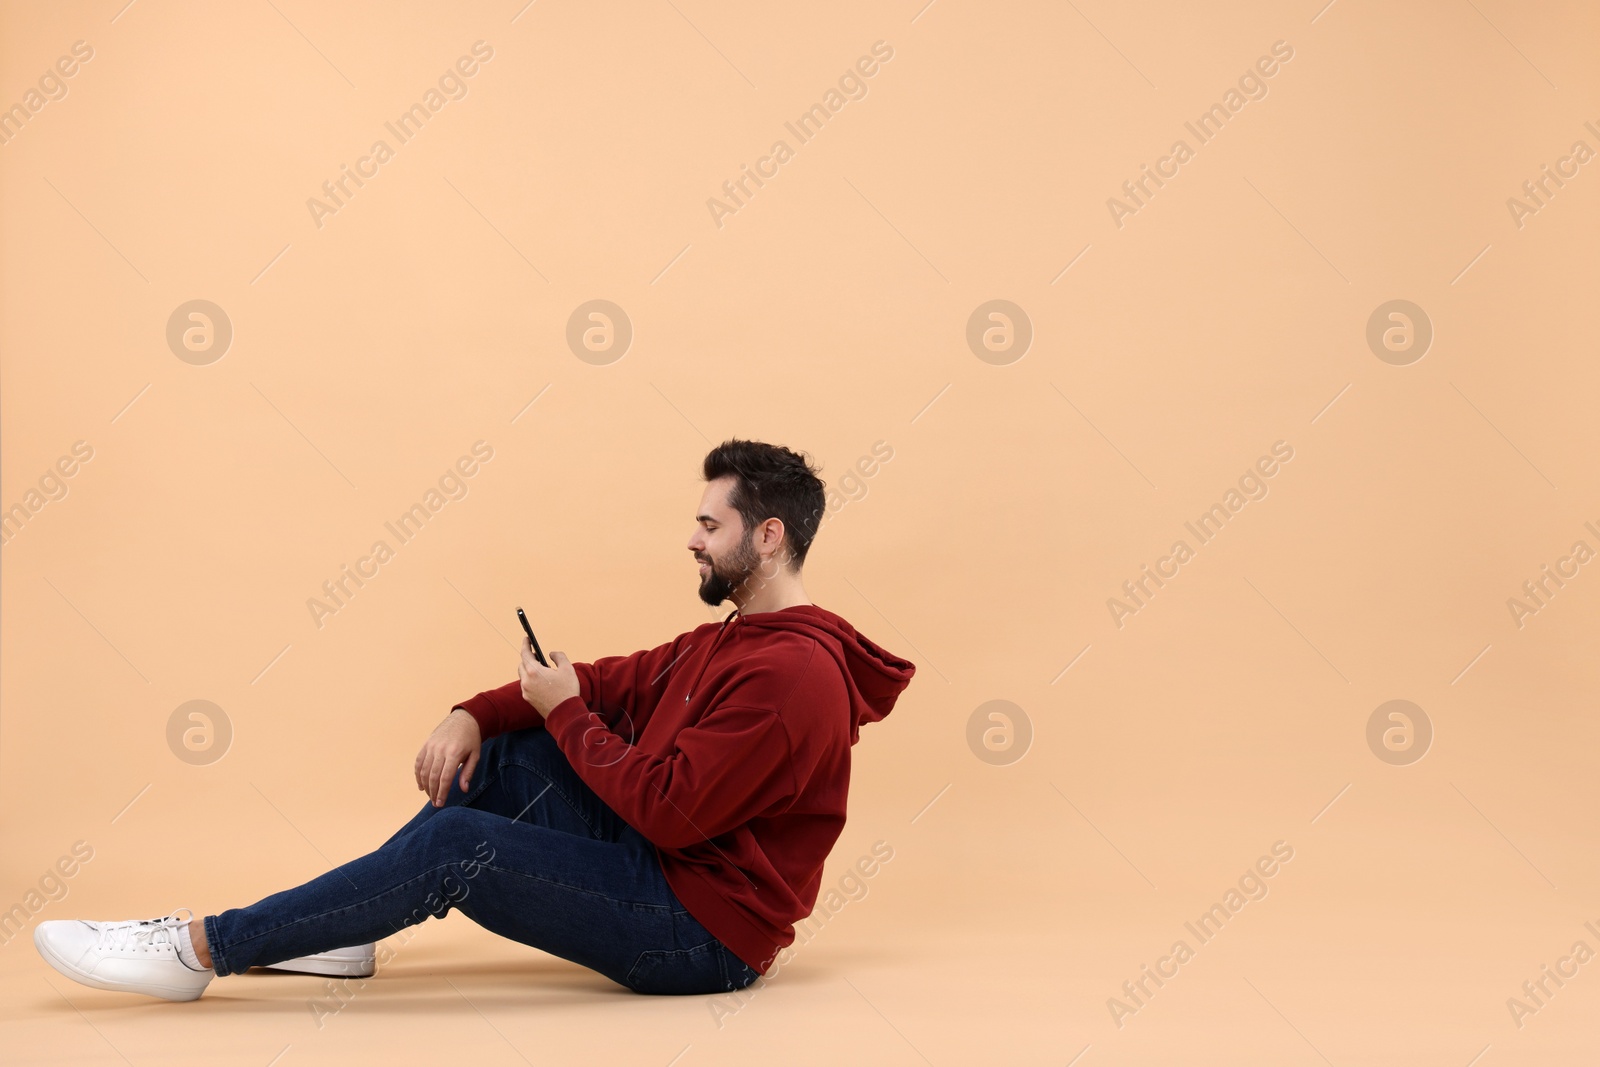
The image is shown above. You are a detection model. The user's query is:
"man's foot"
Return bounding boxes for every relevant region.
[262,944,377,978]
[35,909,213,1002]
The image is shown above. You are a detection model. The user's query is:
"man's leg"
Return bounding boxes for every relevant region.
[381,727,627,848]
[40,727,756,997]
[197,728,638,976]
[202,804,740,993]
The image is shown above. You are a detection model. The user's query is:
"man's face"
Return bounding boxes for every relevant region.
[688,476,762,606]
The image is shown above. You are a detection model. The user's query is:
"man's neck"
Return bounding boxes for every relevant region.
[732,578,811,615]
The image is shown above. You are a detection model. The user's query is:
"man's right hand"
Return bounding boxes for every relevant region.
[414,708,483,807]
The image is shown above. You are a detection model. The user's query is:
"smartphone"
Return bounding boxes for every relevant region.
[516,607,549,667]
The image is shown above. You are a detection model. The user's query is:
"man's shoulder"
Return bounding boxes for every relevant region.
[731,629,847,707]
[660,616,735,646]
[744,625,833,666]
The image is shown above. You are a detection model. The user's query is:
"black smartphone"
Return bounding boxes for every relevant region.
[516,607,549,667]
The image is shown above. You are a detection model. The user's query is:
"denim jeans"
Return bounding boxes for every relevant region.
[204,727,761,995]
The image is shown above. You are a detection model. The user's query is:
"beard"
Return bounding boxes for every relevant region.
[696,531,762,606]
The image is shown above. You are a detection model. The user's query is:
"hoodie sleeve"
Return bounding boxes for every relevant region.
[452,678,533,739]
[453,631,693,740]
[541,695,797,849]
[570,630,697,736]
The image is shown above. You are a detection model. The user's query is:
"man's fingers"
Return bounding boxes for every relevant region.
[420,749,439,802]
[427,751,449,807]
[431,754,451,807]
[460,747,479,793]
[435,750,465,807]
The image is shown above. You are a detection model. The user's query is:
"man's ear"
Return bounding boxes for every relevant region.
[761,517,787,555]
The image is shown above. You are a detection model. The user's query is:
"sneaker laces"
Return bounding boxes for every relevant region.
[98,908,194,952]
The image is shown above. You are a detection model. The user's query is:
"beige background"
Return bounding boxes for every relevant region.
[2,1,1597,1064]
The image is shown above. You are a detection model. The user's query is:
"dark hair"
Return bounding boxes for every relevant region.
[702,439,827,569]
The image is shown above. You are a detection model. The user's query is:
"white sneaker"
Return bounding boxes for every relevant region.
[262,944,377,978]
[34,909,213,1002]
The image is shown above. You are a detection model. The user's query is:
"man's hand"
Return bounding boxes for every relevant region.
[519,637,580,716]
[414,708,482,808]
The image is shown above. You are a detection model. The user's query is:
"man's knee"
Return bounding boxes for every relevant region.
[407,805,476,845]
[493,726,566,773]
[398,809,492,913]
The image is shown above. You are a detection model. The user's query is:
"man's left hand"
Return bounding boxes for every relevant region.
[519,638,579,716]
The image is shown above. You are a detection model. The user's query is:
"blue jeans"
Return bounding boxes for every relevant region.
[204,728,761,995]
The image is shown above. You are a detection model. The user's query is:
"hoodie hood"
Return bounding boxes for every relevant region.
[734,604,916,743]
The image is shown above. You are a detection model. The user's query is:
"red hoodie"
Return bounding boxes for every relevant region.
[452,603,916,974]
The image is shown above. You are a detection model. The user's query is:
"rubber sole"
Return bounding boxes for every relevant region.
[261,952,376,978]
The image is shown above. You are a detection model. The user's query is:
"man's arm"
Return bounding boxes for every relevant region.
[451,679,528,739]
[454,630,695,740]
[542,693,797,850]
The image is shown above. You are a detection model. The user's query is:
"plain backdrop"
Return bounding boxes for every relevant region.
[1,1,1596,1064]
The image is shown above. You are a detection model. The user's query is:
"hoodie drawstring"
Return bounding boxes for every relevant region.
[684,608,740,704]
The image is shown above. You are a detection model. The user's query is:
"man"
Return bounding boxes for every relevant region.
[35,439,916,1000]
